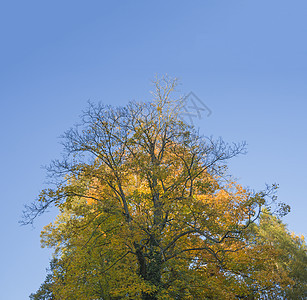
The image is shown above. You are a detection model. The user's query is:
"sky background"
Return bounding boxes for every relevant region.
[0,1,306,298]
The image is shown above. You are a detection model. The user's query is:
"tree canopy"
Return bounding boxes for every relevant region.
[26,77,305,299]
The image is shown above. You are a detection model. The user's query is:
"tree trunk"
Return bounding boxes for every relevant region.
[135,241,162,300]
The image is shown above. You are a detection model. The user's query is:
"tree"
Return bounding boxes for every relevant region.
[26,77,292,299]
[252,211,307,299]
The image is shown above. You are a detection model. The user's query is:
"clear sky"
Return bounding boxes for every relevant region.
[0,1,306,298]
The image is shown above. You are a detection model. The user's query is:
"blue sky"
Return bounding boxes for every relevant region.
[0,1,306,298]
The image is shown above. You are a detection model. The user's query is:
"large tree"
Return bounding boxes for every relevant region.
[26,77,295,299]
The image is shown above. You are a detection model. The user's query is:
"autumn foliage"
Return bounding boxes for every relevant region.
[27,78,306,299]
